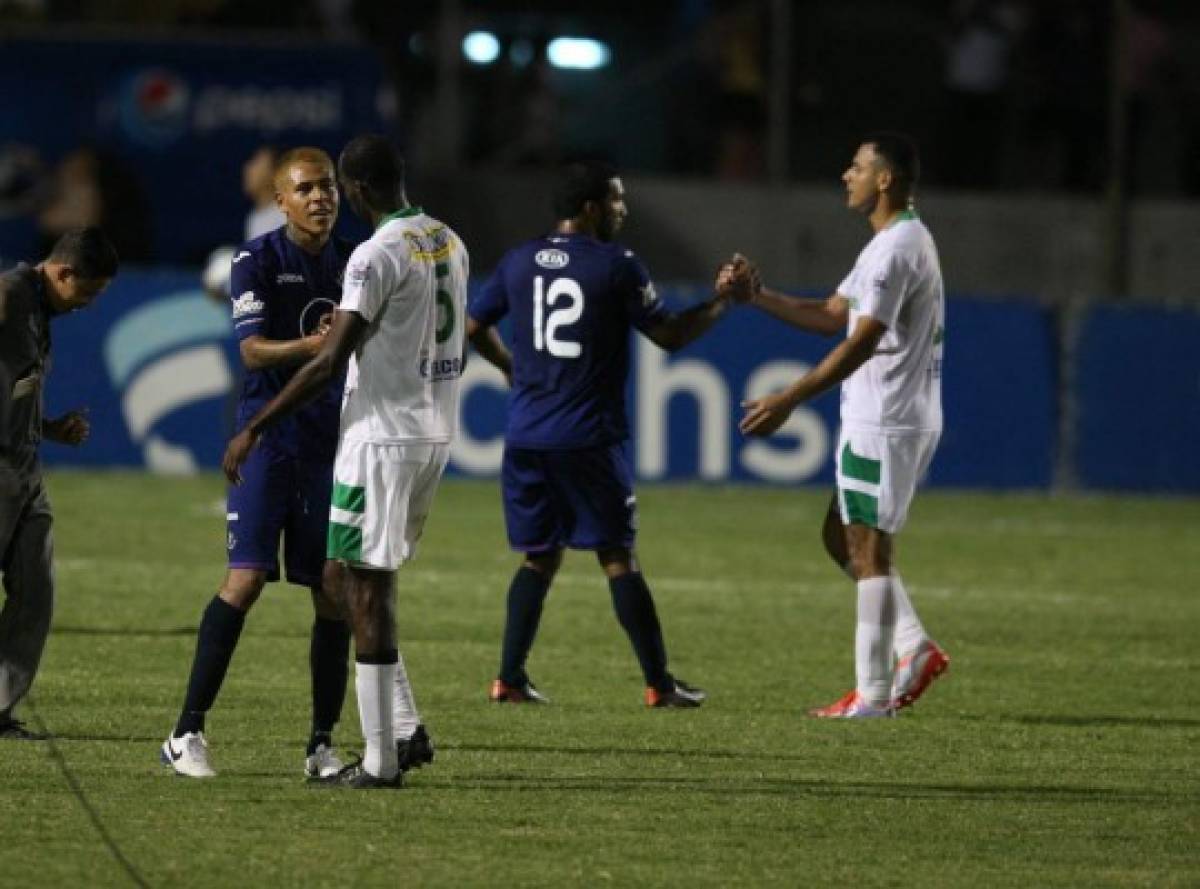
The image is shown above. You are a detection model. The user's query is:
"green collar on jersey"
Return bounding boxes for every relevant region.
[376,206,423,229]
[887,208,919,227]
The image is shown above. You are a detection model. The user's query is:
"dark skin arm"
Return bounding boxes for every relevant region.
[43,409,89,446]
[641,292,731,352]
[465,315,513,385]
[223,309,365,483]
[739,316,887,437]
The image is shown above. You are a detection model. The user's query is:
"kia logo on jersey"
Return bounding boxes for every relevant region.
[535,249,570,270]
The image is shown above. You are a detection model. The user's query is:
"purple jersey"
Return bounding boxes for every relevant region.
[470,232,668,449]
[229,227,353,462]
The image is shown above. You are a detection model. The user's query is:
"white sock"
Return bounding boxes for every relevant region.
[392,652,420,740]
[356,661,398,780]
[890,572,929,657]
[855,576,896,707]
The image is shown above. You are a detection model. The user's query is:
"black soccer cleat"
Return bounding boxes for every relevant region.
[307,757,403,790]
[396,724,435,772]
[0,717,48,741]
[645,678,707,709]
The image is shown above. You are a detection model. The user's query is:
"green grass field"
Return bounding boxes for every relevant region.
[1,472,1197,888]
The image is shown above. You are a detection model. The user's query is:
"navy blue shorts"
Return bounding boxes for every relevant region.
[502,443,637,553]
[226,446,332,587]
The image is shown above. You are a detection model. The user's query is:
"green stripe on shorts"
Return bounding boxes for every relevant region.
[841,442,881,485]
[842,489,879,527]
[327,521,363,562]
[331,482,365,513]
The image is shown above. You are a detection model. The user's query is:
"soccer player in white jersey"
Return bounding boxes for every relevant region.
[223,134,467,786]
[732,132,950,719]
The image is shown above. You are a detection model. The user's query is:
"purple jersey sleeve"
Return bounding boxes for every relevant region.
[614,249,668,333]
[470,261,510,326]
[229,248,269,341]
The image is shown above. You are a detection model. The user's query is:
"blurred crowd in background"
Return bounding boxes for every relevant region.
[0,0,1194,266]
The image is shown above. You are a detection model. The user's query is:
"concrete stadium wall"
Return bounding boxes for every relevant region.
[423,171,1200,306]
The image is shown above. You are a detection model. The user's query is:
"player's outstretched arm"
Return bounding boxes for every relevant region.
[239,332,327,370]
[642,292,730,353]
[724,253,846,337]
[740,316,886,437]
[466,316,513,384]
[223,310,365,483]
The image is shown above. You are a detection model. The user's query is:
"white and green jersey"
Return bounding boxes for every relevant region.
[836,211,944,433]
[337,207,468,444]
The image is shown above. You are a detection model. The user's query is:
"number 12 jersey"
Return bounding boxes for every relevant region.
[470,232,668,449]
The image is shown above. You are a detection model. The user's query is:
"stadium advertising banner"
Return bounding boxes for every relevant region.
[41,270,1070,490]
[0,37,384,264]
[1074,304,1200,492]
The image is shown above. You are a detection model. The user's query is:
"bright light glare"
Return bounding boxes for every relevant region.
[463,31,501,65]
[546,37,611,70]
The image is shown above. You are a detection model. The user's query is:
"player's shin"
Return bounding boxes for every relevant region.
[499,566,551,684]
[391,651,420,739]
[854,576,896,707]
[174,596,246,737]
[889,572,928,657]
[355,651,399,780]
[309,616,350,751]
[609,572,671,691]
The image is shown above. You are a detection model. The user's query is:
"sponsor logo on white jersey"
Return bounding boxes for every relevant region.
[231,291,264,318]
[419,352,463,382]
[535,249,569,270]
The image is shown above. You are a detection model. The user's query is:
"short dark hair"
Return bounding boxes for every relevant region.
[47,227,119,279]
[863,132,920,197]
[338,134,405,193]
[553,160,617,220]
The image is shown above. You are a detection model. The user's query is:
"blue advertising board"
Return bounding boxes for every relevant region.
[1075,304,1200,492]
[40,270,1060,489]
[0,36,384,263]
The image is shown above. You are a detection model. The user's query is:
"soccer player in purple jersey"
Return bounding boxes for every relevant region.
[467,160,734,708]
[161,148,354,778]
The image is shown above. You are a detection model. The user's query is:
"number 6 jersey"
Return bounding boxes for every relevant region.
[337,207,468,445]
[469,231,669,449]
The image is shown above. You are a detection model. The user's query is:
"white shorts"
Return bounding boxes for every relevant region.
[327,438,450,570]
[835,427,940,534]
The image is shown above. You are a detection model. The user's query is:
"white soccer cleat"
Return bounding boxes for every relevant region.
[160,732,217,778]
[809,689,895,719]
[891,640,950,710]
[304,743,344,779]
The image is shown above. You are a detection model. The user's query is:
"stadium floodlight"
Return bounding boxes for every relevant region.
[546,37,611,70]
[463,31,501,65]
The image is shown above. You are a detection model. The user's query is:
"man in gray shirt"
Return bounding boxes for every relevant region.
[0,227,118,739]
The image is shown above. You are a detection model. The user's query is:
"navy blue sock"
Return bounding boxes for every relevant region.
[174,596,246,737]
[609,572,672,692]
[308,617,350,752]
[499,566,551,685]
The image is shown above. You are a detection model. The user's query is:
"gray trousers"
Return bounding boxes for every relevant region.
[0,478,54,716]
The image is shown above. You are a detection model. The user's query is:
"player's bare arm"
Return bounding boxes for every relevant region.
[725,253,847,336]
[466,315,513,384]
[642,291,730,352]
[223,309,365,483]
[740,316,886,437]
[238,331,328,371]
